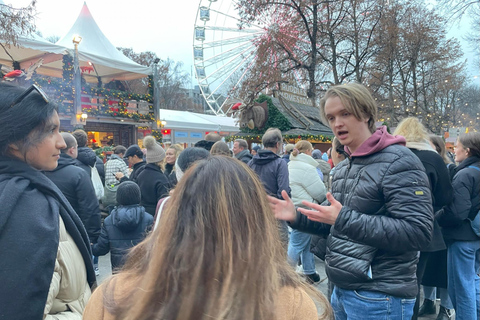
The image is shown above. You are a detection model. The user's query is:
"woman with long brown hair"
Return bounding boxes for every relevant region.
[84,156,332,320]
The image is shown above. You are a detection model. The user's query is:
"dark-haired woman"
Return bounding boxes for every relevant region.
[438,132,480,320]
[0,83,95,319]
[84,156,332,320]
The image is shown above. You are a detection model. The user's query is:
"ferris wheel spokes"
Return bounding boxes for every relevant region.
[202,52,257,101]
[200,41,255,67]
[198,43,256,80]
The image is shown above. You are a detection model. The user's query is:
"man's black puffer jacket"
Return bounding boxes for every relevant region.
[290,144,433,298]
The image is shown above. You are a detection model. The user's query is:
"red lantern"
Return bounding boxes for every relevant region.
[162,129,171,135]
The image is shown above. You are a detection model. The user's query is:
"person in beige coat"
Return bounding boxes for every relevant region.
[84,156,332,320]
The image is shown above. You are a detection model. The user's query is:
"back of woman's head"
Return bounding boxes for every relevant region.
[175,147,210,181]
[393,117,429,143]
[458,132,480,158]
[0,83,57,157]
[108,156,331,320]
[291,140,312,157]
[429,135,450,164]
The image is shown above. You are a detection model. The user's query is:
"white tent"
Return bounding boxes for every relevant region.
[160,109,239,133]
[159,109,238,144]
[1,1,150,83]
[55,2,151,83]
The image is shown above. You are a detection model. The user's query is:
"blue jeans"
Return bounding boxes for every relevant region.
[287,229,316,275]
[447,240,480,320]
[331,286,415,320]
[423,286,453,309]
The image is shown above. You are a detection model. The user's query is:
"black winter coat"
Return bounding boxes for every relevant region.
[136,164,170,215]
[235,149,253,164]
[75,147,105,185]
[0,157,95,319]
[119,161,146,184]
[248,150,291,199]
[438,156,480,241]
[290,144,433,298]
[410,148,453,251]
[248,149,291,246]
[44,154,101,243]
[164,163,178,188]
[92,205,153,271]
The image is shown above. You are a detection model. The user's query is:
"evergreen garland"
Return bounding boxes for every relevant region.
[239,94,291,135]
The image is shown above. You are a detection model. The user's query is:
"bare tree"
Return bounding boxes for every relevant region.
[437,0,480,20]
[368,1,470,133]
[118,47,158,93]
[0,1,37,45]
[0,1,37,64]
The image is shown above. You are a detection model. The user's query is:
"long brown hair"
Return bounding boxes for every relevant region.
[429,135,451,164]
[103,156,331,320]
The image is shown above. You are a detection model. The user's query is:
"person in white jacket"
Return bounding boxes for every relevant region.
[287,140,327,283]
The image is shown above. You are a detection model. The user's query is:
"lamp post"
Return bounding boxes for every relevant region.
[72,35,83,127]
[153,58,160,129]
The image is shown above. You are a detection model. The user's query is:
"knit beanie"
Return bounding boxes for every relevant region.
[312,149,322,160]
[143,136,165,164]
[175,147,210,181]
[116,181,141,206]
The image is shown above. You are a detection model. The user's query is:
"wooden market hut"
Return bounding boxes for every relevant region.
[227,93,333,152]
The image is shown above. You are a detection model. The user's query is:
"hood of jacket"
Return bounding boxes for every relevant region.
[347,126,406,157]
[406,140,436,152]
[250,149,280,165]
[76,147,97,167]
[289,153,319,168]
[455,155,480,174]
[112,205,146,232]
[235,149,252,160]
[51,153,77,171]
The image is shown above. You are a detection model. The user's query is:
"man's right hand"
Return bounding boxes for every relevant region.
[115,172,124,180]
[268,190,296,222]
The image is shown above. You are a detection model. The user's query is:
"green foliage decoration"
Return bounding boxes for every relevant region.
[239,94,291,135]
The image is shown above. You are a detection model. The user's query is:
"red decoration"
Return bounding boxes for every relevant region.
[3,70,23,79]
[162,129,171,135]
[231,102,242,110]
[80,66,94,74]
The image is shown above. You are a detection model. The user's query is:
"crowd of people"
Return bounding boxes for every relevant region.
[0,81,479,320]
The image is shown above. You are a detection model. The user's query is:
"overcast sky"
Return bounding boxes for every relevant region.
[6,0,479,86]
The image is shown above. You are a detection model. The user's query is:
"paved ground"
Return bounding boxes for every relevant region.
[95,254,452,319]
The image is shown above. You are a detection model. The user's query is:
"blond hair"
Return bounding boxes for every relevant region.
[165,144,183,164]
[393,117,429,143]
[291,140,313,157]
[319,83,377,133]
[103,157,332,320]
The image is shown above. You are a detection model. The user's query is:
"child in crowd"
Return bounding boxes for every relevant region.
[93,181,153,273]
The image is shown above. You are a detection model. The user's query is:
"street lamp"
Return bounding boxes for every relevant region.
[73,35,82,126]
[153,58,161,129]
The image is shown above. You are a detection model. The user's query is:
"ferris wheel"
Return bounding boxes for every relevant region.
[192,0,308,115]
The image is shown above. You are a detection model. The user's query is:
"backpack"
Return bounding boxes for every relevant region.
[467,165,480,237]
[91,165,104,200]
